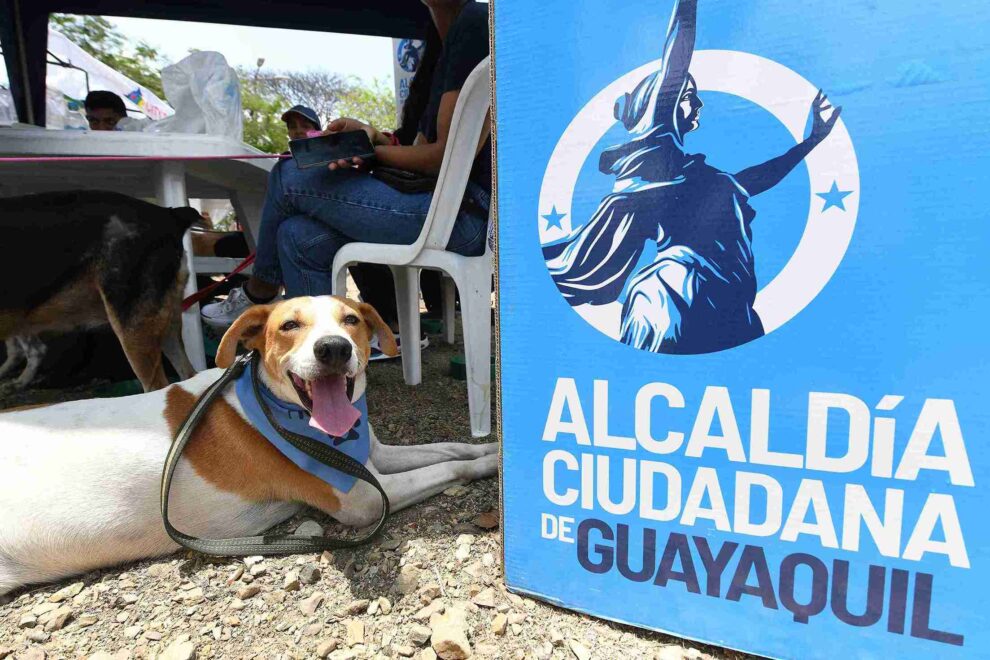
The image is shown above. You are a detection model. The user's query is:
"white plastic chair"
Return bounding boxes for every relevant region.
[332,57,492,437]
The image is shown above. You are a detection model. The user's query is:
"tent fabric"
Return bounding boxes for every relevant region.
[1,0,433,126]
[47,28,173,121]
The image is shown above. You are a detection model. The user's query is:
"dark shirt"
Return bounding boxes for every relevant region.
[418,2,491,198]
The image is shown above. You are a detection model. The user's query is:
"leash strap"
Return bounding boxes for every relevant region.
[160,351,390,556]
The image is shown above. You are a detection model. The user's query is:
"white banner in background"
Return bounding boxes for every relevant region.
[46,29,173,123]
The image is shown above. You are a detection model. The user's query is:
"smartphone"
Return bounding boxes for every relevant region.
[289,131,376,169]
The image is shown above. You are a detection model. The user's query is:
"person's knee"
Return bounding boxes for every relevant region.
[276,216,308,264]
[276,216,339,272]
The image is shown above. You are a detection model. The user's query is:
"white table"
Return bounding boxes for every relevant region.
[0,126,274,371]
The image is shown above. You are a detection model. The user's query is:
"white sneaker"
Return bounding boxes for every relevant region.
[369,333,429,362]
[201,286,282,329]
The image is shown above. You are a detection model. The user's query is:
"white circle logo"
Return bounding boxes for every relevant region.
[539,50,859,347]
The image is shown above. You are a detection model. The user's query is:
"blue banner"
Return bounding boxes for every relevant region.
[494,1,989,657]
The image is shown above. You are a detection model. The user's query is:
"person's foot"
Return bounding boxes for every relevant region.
[201,286,282,329]
[369,334,429,362]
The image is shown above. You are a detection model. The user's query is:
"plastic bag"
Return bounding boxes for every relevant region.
[117,116,151,132]
[146,51,243,141]
[44,87,70,129]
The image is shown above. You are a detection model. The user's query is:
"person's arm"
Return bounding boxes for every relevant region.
[656,0,698,104]
[734,90,843,197]
[375,92,491,175]
[619,0,697,132]
[328,4,490,175]
[326,92,490,176]
[372,92,456,175]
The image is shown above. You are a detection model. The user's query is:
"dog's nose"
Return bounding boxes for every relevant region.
[313,335,352,365]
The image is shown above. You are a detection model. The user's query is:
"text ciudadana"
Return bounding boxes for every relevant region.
[539,378,971,646]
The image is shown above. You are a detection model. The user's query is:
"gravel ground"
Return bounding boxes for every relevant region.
[0,327,752,660]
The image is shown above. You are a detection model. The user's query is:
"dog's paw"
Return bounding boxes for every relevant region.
[0,380,26,397]
[0,376,35,395]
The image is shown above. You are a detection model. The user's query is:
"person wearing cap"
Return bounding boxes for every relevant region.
[283,103,442,351]
[281,105,322,141]
[202,0,491,362]
[84,91,127,131]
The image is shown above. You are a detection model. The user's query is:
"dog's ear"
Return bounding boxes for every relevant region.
[216,304,274,368]
[359,302,398,357]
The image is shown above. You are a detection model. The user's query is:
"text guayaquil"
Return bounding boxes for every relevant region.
[538,378,973,646]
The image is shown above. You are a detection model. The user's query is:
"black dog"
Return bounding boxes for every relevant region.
[0,191,199,392]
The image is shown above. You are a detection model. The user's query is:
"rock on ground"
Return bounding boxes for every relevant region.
[159,640,196,660]
[430,604,471,660]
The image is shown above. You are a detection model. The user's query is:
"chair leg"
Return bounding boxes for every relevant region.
[391,266,422,386]
[332,260,349,297]
[455,267,492,437]
[442,275,457,345]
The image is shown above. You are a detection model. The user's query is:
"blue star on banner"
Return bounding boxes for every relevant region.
[542,205,567,230]
[816,181,854,212]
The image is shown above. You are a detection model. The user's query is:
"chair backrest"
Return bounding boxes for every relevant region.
[405,57,492,259]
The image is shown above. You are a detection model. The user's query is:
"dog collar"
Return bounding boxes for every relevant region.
[234,362,370,493]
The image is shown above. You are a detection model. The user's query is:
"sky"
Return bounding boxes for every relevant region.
[0,16,397,88]
[107,17,397,86]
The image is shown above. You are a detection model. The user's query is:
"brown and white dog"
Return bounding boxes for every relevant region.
[0,296,498,596]
[0,190,197,393]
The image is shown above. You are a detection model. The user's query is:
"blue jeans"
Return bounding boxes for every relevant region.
[252,159,489,297]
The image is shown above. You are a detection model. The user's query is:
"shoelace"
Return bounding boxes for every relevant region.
[217,289,247,313]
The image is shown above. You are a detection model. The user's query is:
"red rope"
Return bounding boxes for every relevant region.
[0,154,290,163]
[182,253,256,312]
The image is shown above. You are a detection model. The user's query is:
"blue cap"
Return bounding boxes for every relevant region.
[281,105,321,130]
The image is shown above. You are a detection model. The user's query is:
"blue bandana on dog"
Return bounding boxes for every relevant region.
[234,363,370,493]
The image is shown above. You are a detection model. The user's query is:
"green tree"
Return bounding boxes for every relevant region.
[335,77,398,131]
[48,15,399,154]
[237,66,290,154]
[50,14,167,98]
[252,72,398,152]
[261,70,351,128]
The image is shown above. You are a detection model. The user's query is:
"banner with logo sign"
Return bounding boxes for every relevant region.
[493,0,989,657]
[391,37,425,126]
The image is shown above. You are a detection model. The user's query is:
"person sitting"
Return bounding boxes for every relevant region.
[282,103,448,359]
[202,0,490,359]
[281,104,322,140]
[84,91,127,131]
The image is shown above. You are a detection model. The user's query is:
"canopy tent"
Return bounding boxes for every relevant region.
[0,0,431,126]
[46,28,173,122]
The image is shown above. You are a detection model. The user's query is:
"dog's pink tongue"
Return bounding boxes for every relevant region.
[308,375,360,437]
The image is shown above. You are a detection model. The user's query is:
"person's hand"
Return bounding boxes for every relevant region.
[325,117,384,171]
[808,89,842,145]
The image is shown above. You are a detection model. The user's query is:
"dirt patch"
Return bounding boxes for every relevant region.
[0,330,753,660]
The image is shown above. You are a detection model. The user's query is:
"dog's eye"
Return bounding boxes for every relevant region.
[280,320,300,332]
[343,314,359,326]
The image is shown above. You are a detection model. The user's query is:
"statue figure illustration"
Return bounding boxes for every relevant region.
[399,39,423,73]
[543,0,842,354]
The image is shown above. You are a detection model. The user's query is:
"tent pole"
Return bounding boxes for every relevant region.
[10,0,35,124]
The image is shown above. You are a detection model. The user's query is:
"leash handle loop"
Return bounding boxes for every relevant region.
[160,351,389,556]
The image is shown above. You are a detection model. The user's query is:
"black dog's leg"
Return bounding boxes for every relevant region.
[12,336,46,389]
[0,337,24,381]
[0,336,46,391]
